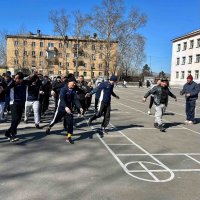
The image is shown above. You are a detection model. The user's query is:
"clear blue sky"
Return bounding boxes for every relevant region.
[1,0,200,73]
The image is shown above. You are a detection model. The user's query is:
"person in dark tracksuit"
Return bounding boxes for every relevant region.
[52,76,64,112]
[87,75,119,134]
[45,77,83,144]
[5,72,37,142]
[180,74,199,124]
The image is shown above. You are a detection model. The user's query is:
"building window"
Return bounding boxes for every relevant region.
[14,59,18,65]
[177,44,181,52]
[176,58,180,65]
[40,51,43,57]
[188,70,191,75]
[182,57,186,65]
[195,70,199,79]
[91,63,95,69]
[24,51,27,56]
[32,42,35,47]
[59,43,62,48]
[32,51,36,57]
[84,63,87,68]
[23,41,27,46]
[100,44,103,50]
[23,61,27,66]
[49,71,54,75]
[99,64,103,69]
[48,43,54,47]
[74,44,80,48]
[99,53,103,59]
[59,62,62,67]
[176,71,179,79]
[66,62,69,67]
[92,54,95,60]
[99,72,102,76]
[92,44,95,50]
[39,61,43,66]
[15,50,18,56]
[14,41,18,46]
[196,54,200,63]
[92,72,95,77]
[66,53,70,58]
[58,53,62,58]
[197,39,200,48]
[181,71,185,79]
[40,42,43,47]
[183,42,187,50]
[188,56,192,64]
[65,42,69,48]
[32,60,36,66]
[83,72,87,76]
[58,71,62,75]
[190,40,194,49]
[74,53,78,58]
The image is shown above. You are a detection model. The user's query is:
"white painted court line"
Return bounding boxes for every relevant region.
[126,127,184,130]
[185,154,200,164]
[129,169,200,172]
[139,161,159,182]
[116,153,200,156]
[107,144,134,146]
[113,100,200,135]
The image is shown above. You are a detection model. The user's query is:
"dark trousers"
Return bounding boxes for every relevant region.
[186,100,196,121]
[85,97,92,110]
[7,103,24,136]
[49,110,74,134]
[79,99,86,114]
[95,98,99,110]
[90,101,110,128]
[149,96,154,109]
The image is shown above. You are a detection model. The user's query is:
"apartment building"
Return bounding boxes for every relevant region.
[6,30,118,79]
[170,29,200,85]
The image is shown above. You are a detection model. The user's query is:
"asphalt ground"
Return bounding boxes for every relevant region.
[1,86,200,200]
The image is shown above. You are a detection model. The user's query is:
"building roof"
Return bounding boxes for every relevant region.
[172,28,200,42]
[6,31,118,43]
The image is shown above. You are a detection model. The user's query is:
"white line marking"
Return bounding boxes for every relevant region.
[116,153,200,156]
[107,144,134,146]
[185,154,200,164]
[139,161,159,181]
[113,100,200,135]
[129,169,200,172]
[127,127,184,130]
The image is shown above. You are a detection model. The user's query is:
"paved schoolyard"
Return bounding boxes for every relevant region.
[1,86,200,200]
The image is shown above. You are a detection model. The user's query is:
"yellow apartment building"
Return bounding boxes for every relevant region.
[6,30,118,79]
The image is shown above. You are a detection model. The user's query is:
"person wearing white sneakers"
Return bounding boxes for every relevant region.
[180,74,199,124]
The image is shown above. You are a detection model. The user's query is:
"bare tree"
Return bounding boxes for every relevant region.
[90,0,147,77]
[72,10,91,78]
[0,30,8,65]
[49,9,70,74]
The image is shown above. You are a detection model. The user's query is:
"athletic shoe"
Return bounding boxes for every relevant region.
[154,123,158,128]
[66,137,74,144]
[35,124,40,129]
[102,127,108,134]
[185,120,189,123]
[158,124,165,132]
[147,110,151,115]
[45,127,51,135]
[24,120,28,124]
[10,136,19,142]
[188,121,194,124]
[88,118,92,126]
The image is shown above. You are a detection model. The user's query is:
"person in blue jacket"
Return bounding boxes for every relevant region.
[46,77,83,144]
[180,74,199,124]
[86,75,119,134]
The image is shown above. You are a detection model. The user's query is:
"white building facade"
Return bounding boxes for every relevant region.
[170,29,200,85]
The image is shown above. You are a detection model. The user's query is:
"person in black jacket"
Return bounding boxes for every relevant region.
[46,77,83,144]
[143,78,177,132]
[5,72,37,142]
[0,76,7,121]
[180,74,199,124]
[52,76,64,112]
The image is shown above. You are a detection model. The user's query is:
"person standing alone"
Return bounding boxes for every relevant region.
[180,74,199,124]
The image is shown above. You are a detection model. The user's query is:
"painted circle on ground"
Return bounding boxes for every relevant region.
[124,161,175,182]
